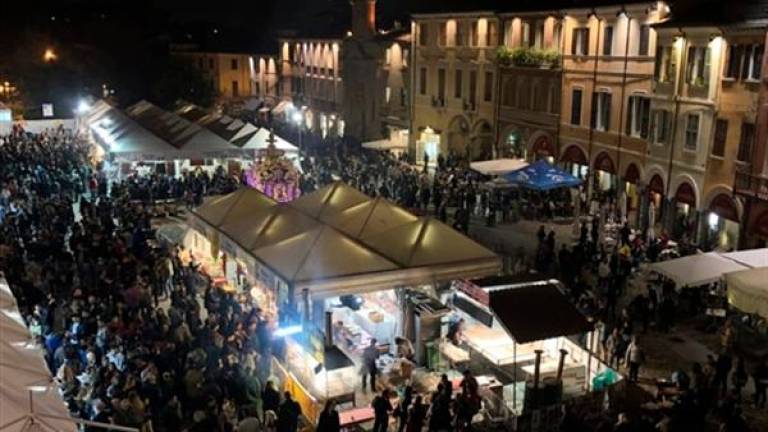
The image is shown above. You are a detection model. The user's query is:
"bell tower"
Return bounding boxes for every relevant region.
[350,0,376,38]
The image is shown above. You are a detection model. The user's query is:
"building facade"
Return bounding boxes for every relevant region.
[734,27,768,248]
[496,10,563,161]
[410,12,499,164]
[172,50,257,102]
[277,0,411,142]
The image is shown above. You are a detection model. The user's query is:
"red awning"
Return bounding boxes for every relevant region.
[709,194,738,221]
[649,174,665,195]
[593,152,616,174]
[560,145,587,165]
[675,182,696,206]
[625,164,640,184]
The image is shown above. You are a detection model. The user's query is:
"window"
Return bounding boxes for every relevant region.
[686,46,711,86]
[534,84,547,112]
[626,95,651,138]
[454,70,462,98]
[437,68,446,101]
[738,123,755,162]
[456,22,466,46]
[591,91,612,131]
[469,70,477,105]
[231,58,239,70]
[684,114,700,151]
[438,22,447,46]
[572,28,590,55]
[712,119,728,157]
[744,44,764,81]
[655,46,675,82]
[232,80,239,97]
[522,22,531,48]
[487,21,498,47]
[639,25,651,56]
[571,89,583,125]
[484,71,493,102]
[725,45,743,79]
[534,21,545,49]
[419,23,429,46]
[385,86,391,103]
[471,21,480,47]
[651,110,671,144]
[419,67,427,95]
[603,26,614,56]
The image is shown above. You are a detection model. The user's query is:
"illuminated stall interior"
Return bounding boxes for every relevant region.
[189,182,501,422]
[444,275,615,415]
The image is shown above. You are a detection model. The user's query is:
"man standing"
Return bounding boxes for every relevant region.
[276,391,301,432]
[625,336,645,383]
[372,389,393,432]
[362,338,379,392]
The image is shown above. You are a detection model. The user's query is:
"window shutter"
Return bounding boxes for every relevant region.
[626,97,634,136]
[571,29,578,54]
[590,92,598,128]
[583,29,590,55]
[741,46,750,80]
[654,46,663,79]
[604,93,612,130]
[703,48,711,85]
[640,98,650,139]
[649,111,657,143]
[686,46,695,83]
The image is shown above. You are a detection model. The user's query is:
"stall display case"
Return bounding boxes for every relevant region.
[283,336,357,405]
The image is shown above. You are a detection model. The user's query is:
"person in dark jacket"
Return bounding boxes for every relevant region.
[262,380,281,415]
[372,389,393,432]
[276,391,301,432]
[316,398,341,432]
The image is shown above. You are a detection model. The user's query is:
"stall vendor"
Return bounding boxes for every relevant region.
[395,337,414,360]
[447,318,465,345]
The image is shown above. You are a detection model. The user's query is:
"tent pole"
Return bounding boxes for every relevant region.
[0,415,29,430]
[36,414,141,432]
[585,331,593,391]
[512,340,517,413]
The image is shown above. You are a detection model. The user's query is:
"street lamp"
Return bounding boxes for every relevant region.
[43,48,57,62]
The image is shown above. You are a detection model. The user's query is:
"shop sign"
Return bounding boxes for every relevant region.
[453,280,489,306]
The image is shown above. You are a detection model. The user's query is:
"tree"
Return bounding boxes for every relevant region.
[151,58,215,108]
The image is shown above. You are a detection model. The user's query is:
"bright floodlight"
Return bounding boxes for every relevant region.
[292,111,303,125]
[76,100,91,114]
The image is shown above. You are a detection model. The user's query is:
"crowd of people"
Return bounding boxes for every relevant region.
[2,122,763,432]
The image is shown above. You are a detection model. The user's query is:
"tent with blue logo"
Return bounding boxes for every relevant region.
[503,160,582,191]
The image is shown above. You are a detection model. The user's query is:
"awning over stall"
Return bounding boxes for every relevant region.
[488,283,593,343]
[725,267,768,319]
[362,138,407,153]
[470,159,528,176]
[503,160,582,191]
[720,248,768,269]
[650,252,749,287]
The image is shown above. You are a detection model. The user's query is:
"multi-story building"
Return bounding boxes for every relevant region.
[558,2,669,225]
[277,0,411,142]
[651,3,767,248]
[172,47,279,102]
[410,11,500,163]
[732,7,768,248]
[496,9,564,161]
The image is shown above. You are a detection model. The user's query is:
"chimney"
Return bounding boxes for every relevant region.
[350,0,376,38]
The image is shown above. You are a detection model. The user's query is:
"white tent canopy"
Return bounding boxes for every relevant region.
[470,159,529,176]
[720,248,768,268]
[649,252,749,288]
[362,138,407,152]
[725,267,768,319]
[241,128,298,153]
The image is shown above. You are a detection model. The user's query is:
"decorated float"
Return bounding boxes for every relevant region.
[244,131,301,202]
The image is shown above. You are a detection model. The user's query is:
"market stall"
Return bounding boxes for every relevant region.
[725,267,768,319]
[503,160,582,191]
[649,252,749,288]
[187,182,503,423]
[443,276,612,416]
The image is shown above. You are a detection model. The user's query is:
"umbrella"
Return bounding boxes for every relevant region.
[503,160,582,191]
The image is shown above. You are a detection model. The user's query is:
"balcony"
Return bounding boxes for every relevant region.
[734,170,768,202]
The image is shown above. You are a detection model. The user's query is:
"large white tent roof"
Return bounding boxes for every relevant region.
[725,267,768,319]
[650,252,749,288]
[470,159,528,176]
[720,248,768,268]
[191,183,501,297]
